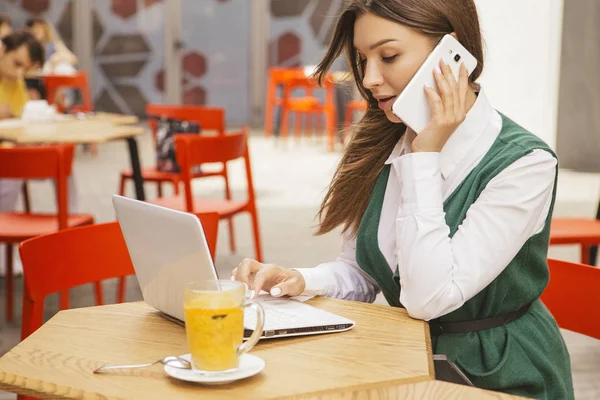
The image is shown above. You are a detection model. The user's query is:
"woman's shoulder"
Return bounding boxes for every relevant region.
[495,111,554,156]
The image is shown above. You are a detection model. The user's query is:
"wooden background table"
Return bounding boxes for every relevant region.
[0,298,436,399]
[0,113,147,200]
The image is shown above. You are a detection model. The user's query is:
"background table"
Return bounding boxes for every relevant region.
[0,113,147,201]
[0,298,434,399]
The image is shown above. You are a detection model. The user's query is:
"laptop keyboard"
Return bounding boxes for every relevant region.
[244,299,314,329]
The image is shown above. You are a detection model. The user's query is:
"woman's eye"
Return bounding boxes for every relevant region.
[358,57,367,67]
[382,54,398,63]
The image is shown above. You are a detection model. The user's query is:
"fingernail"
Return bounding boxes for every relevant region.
[271,288,282,297]
[230,275,236,281]
[434,66,442,75]
[249,290,256,298]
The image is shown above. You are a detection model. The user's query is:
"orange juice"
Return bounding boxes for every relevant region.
[184,304,244,371]
[183,280,264,373]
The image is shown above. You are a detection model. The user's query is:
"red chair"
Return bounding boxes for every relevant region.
[119,105,237,253]
[264,67,304,137]
[280,74,337,151]
[150,127,263,262]
[119,105,227,198]
[44,72,93,114]
[343,99,368,144]
[344,99,368,127]
[550,206,600,265]
[19,212,219,341]
[541,258,600,339]
[44,72,98,156]
[0,144,95,321]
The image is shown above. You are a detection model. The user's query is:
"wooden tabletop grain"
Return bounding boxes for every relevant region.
[0,113,142,144]
[0,298,435,399]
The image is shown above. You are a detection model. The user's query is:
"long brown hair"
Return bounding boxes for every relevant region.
[314,0,484,237]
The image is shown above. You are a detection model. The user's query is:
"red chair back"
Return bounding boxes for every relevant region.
[146,105,226,145]
[44,72,93,113]
[19,212,219,340]
[174,127,256,213]
[541,258,600,339]
[0,144,74,227]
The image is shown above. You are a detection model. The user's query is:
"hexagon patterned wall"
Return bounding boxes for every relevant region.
[269,0,343,67]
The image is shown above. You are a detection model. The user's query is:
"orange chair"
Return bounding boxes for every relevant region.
[344,99,367,126]
[264,67,304,137]
[44,72,98,156]
[541,258,600,339]
[0,144,94,321]
[119,105,237,253]
[550,205,600,265]
[44,72,93,114]
[119,105,228,198]
[19,213,219,341]
[150,127,263,262]
[280,74,337,151]
[343,99,368,144]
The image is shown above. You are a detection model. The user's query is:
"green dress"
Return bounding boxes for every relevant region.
[355,114,574,399]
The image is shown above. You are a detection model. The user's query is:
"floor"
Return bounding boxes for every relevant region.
[0,127,598,399]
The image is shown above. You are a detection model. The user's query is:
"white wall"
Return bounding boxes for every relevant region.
[475,0,564,149]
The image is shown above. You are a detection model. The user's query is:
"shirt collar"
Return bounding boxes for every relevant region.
[385,88,496,179]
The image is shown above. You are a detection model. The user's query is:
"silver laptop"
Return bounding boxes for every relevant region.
[112,195,355,339]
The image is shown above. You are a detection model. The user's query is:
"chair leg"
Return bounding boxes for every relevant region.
[117,277,126,303]
[6,245,13,322]
[157,182,163,198]
[222,169,236,253]
[173,180,180,195]
[249,208,263,263]
[94,281,104,305]
[281,107,290,140]
[326,109,335,152]
[118,175,127,196]
[294,111,302,140]
[22,181,31,213]
[581,245,590,265]
[91,143,99,157]
[344,106,353,128]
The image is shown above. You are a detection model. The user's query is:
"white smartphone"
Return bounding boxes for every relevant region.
[391,34,478,134]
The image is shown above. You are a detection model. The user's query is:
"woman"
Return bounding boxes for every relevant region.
[26,18,77,72]
[25,18,77,104]
[233,1,573,398]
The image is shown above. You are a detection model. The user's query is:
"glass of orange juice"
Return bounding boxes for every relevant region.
[183,280,264,372]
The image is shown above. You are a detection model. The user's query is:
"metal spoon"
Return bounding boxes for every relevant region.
[93,356,191,373]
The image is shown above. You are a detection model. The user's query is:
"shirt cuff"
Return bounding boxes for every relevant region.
[291,266,332,297]
[392,152,443,215]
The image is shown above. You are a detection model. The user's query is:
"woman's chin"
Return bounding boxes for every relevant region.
[384,109,402,124]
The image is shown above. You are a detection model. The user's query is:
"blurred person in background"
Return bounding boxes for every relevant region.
[0,15,12,40]
[0,30,45,276]
[0,30,44,120]
[25,18,77,105]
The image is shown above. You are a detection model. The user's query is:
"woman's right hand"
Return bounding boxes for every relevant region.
[231,259,306,299]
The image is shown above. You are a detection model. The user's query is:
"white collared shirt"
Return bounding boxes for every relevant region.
[295,89,557,321]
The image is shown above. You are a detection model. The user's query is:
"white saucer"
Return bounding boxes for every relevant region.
[164,353,265,385]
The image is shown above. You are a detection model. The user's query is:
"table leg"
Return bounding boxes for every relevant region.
[126,137,145,201]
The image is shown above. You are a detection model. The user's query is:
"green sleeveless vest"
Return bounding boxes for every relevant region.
[355,114,574,399]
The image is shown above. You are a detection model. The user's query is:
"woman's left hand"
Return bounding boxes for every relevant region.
[410,59,469,153]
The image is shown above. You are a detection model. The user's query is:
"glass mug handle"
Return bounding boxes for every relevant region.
[238,300,265,356]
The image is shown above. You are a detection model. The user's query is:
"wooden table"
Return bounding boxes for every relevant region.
[298,380,524,399]
[0,298,436,399]
[0,113,147,200]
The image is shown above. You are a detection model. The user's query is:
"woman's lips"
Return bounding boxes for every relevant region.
[377,96,397,110]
